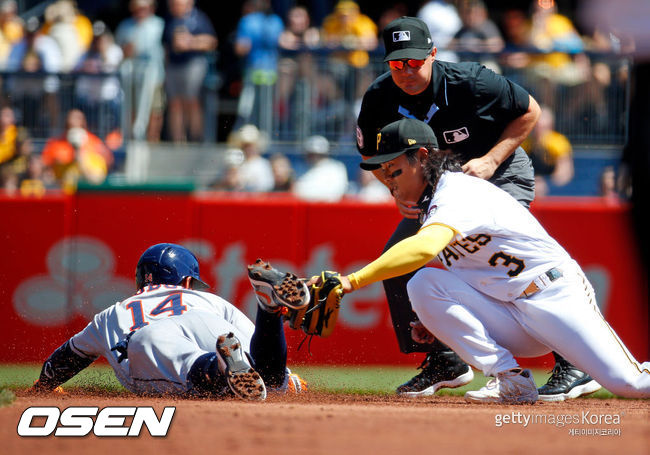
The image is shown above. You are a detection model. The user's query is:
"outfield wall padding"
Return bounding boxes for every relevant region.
[1,192,646,368]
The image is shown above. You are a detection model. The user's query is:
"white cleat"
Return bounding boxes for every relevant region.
[465,368,538,404]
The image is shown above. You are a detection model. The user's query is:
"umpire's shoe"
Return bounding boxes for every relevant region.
[247,259,310,313]
[216,332,267,400]
[537,358,601,401]
[396,350,474,397]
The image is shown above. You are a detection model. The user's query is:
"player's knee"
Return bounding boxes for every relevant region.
[407,268,449,313]
[406,270,425,311]
[407,268,448,296]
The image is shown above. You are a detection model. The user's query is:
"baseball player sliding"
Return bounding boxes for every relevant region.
[312,118,650,403]
[31,244,309,400]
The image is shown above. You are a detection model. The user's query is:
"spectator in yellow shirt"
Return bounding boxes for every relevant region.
[321,1,378,109]
[0,105,18,165]
[523,106,574,198]
[321,0,377,69]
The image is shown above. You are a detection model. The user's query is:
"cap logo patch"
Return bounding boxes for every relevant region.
[393,31,411,42]
[407,139,417,145]
[376,132,381,150]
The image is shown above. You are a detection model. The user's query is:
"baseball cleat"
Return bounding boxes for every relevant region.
[247,259,310,313]
[464,368,538,404]
[537,359,601,401]
[397,351,474,397]
[216,332,266,401]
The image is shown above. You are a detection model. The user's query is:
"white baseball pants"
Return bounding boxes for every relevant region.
[407,261,650,398]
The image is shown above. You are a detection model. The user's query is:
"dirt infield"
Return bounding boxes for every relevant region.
[2,390,648,455]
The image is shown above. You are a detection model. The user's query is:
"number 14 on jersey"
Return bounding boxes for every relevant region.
[126,293,187,331]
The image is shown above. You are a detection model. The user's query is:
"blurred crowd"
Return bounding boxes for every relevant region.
[0,0,636,200]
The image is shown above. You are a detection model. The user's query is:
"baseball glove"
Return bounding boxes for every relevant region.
[288,271,344,338]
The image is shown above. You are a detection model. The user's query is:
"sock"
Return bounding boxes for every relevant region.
[250,309,287,387]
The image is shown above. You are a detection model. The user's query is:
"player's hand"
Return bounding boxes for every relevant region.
[410,320,436,344]
[339,275,353,293]
[394,197,421,219]
[462,156,498,180]
[306,275,322,287]
[306,274,353,293]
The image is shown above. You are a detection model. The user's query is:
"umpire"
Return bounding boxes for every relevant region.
[356,16,598,401]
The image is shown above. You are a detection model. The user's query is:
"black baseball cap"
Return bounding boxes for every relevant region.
[383,16,434,62]
[360,118,438,170]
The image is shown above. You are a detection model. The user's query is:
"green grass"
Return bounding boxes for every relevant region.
[1,363,616,399]
[0,364,125,393]
[0,389,16,407]
[290,366,615,398]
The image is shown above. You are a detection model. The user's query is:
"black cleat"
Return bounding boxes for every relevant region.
[247,259,310,313]
[216,332,266,400]
[537,358,600,401]
[396,350,474,397]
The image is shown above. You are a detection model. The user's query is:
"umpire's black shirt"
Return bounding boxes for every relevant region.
[357,60,535,206]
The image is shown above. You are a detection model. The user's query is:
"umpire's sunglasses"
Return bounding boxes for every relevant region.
[388,59,426,70]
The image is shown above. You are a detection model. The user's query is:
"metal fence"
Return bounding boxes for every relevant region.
[0,71,122,141]
[252,49,631,148]
[0,49,631,150]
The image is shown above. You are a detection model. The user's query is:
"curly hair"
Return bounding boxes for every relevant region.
[422,147,463,189]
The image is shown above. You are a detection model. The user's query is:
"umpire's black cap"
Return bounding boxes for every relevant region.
[383,16,434,62]
[360,118,438,170]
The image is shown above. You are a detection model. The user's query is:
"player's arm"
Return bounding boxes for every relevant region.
[344,224,455,291]
[31,339,97,392]
[463,66,541,180]
[467,94,540,178]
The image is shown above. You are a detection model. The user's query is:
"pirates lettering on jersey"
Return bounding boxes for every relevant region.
[438,234,492,267]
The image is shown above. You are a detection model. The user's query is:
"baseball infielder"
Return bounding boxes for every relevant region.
[327,118,650,402]
[32,243,306,399]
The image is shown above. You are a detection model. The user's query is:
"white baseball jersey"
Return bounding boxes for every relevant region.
[421,172,571,301]
[408,171,650,397]
[69,285,254,394]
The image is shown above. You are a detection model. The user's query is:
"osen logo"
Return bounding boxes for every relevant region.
[17,406,175,437]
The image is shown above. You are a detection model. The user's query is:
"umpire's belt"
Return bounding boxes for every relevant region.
[520,267,563,298]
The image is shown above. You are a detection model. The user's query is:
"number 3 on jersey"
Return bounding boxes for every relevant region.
[488,251,525,277]
[126,293,188,331]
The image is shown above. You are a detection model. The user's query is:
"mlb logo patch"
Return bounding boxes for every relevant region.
[443,127,470,144]
[393,31,411,42]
